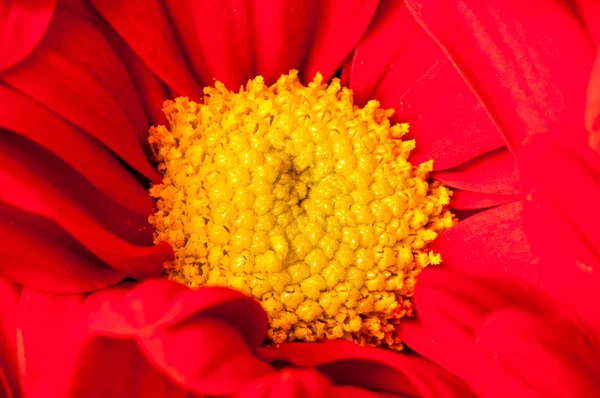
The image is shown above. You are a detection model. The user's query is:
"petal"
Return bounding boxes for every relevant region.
[34,280,272,396]
[0,0,57,72]
[433,202,537,284]
[260,341,474,397]
[449,190,519,210]
[0,141,173,281]
[0,85,155,216]
[300,0,379,83]
[572,0,600,49]
[401,269,599,396]
[348,0,504,170]
[165,0,255,90]
[586,48,600,151]
[0,205,124,294]
[41,10,150,146]
[433,148,519,195]
[233,368,335,398]
[518,130,600,350]
[89,0,203,99]
[0,13,160,181]
[476,309,600,396]
[0,278,20,398]
[405,0,594,148]
[16,288,84,396]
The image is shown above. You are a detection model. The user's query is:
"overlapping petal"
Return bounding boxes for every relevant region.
[347,0,504,171]
[24,279,272,397]
[587,48,600,151]
[518,130,600,351]
[260,340,474,397]
[91,0,377,93]
[401,269,600,397]
[405,0,594,148]
[0,0,57,72]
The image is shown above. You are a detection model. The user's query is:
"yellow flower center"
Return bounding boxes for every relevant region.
[148,71,454,350]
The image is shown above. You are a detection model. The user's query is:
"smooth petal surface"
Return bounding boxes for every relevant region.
[433,201,537,284]
[17,288,84,396]
[587,48,600,151]
[0,140,173,282]
[261,341,474,397]
[0,85,154,216]
[449,190,518,210]
[348,0,503,170]
[89,0,203,99]
[0,278,20,398]
[401,269,600,397]
[519,130,600,351]
[32,280,272,397]
[405,0,594,148]
[433,148,519,195]
[0,205,125,294]
[0,11,159,181]
[0,0,56,72]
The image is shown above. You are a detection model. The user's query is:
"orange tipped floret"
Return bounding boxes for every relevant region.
[149,71,455,350]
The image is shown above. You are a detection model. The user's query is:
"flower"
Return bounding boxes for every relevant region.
[1,0,599,397]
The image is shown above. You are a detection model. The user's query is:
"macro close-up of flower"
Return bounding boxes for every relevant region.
[1,0,599,397]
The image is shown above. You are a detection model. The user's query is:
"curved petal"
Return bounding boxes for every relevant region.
[260,341,474,397]
[0,20,160,181]
[41,10,150,146]
[573,0,600,49]
[348,0,503,170]
[405,0,594,148]
[300,0,379,83]
[233,368,335,398]
[0,85,154,216]
[0,0,57,72]
[89,0,203,99]
[0,142,173,281]
[449,190,519,210]
[32,280,272,396]
[17,288,84,396]
[433,201,537,284]
[0,278,20,398]
[518,130,600,351]
[586,48,600,151]
[434,148,519,195]
[0,205,125,294]
[401,269,600,396]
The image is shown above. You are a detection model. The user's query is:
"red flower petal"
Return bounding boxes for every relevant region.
[233,368,336,398]
[587,48,600,151]
[0,141,172,281]
[0,86,155,216]
[433,201,537,284]
[348,0,504,170]
[0,205,124,294]
[449,190,519,210]
[31,280,271,396]
[433,148,519,195]
[300,0,379,83]
[518,130,600,351]
[164,0,255,90]
[260,341,474,397]
[0,0,57,72]
[89,0,203,99]
[572,0,600,49]
[16,288,83,396]
[405,0,594,148]
[0,278,20,398]
[401,269,600,396]
[0,12,159,181]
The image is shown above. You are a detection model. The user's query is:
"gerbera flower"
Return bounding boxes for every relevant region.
[1,0,599,397]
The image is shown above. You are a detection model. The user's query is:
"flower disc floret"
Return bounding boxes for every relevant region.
[149,71,455,349]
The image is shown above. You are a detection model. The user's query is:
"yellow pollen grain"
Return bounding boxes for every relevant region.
[149,70,455,350]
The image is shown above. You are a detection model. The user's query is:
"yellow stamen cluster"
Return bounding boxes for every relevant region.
[149,71,454,350]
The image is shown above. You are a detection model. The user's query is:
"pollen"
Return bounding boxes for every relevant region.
[149,71,455,350]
